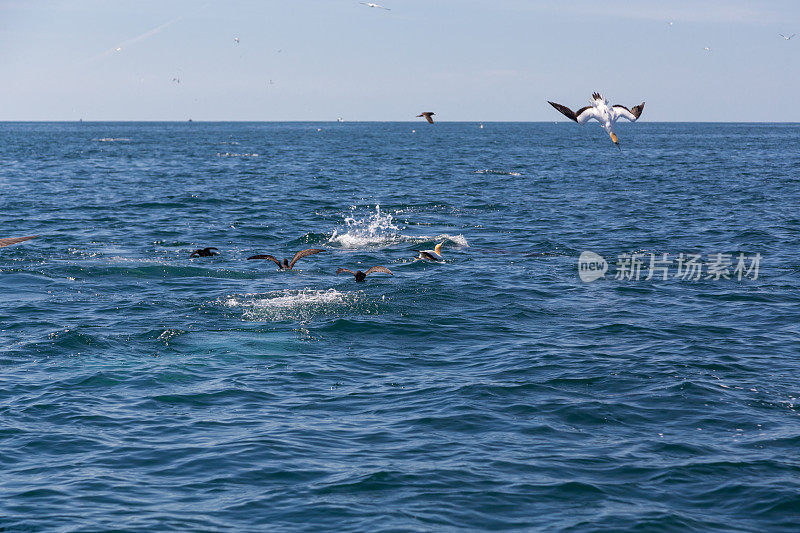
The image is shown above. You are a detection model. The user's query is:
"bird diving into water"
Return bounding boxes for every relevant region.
[0,235,37,248]
[416,112,435,124]
[548,92,645,149]
[413,242,444,262]
[247,248,325,270]
[190,247,218,257]
[337,266,393,282]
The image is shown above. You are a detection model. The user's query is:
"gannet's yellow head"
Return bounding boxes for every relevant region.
[609,132,620,149]
[434,242,443,255]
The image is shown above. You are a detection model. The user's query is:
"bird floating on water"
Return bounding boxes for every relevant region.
[413,242,444,262]
[548,92,645,149]
[360,2,390,10]
[248,249,325,270]
[0,235,38,248]
[417,112,435,124]
[337,266,393,282]
[190,247,218,257]
[779,33,795,40]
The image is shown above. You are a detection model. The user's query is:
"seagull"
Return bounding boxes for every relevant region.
[548,92,645,149]
[0,235,38,248]
[417,112,435,124]
[361,2,390,10]
[337,266,393,282]
[234,37,240,44]
[780,33,795,40]
[413,242,444,262]
[247,249,325,270]
[704,47,712,52]
[189,247,218,257]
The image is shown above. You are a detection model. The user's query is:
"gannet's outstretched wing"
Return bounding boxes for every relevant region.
[289,248,325,269]
[336,268,355,275]
[0,235,38,248]
[613,102,645,122]
[247,254,282,267]
[548,102,601,124]
[365,266,393,276]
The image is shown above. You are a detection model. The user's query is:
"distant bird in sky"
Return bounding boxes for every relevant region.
[548,92,645,149]
[115,47,122,52]
[0,235,38,248]
[668,20,674,26]
[247,249,325,270]
[171,77,180,84]
[361,2,390,10]
[337,266,393,282]
[417,112,435,124]
[704,47,712,52]
[779,33,795,40]
[413,242,445,262]
[190,247,218,257]
[234,36,240,44]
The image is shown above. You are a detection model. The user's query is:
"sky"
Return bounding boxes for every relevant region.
[1,0,799,121]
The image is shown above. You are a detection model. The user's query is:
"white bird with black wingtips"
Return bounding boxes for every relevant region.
[548,92,645,149]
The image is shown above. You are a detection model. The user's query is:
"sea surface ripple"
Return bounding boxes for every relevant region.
[1,122,800,531]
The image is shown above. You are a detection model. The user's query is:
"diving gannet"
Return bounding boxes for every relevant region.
[247,248,325,270]
[337,266,393,282]
[190,247,218,257]
[413,242,444,262]
[361,2,390,10]
[416,112,435,124]
[0,235,38,248]
[548,92,645,149]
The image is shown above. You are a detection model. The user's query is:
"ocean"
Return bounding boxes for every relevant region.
[1,121,799,531]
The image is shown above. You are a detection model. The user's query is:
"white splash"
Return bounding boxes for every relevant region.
[328,205,402,248]
[327,205,469,249]
[224,289,367,322]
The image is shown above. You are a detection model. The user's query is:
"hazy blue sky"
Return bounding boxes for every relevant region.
[1,0,799,121]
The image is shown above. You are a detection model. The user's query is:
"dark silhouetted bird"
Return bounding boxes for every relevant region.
[337,266,393,282]
[416,112,435,124]
[190,247,219,257]
[0,235,38,248]
[248,249,325,270]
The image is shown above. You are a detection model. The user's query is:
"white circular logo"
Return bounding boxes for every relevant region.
[578,251,608,282]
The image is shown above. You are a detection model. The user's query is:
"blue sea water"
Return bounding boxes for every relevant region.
[1,121,799,531]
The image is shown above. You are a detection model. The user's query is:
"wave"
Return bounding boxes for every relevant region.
[94,138,131,142]
[222,288,375,322]
[474,169,521,176]
[217,152,259,157]
[326,205,469,249]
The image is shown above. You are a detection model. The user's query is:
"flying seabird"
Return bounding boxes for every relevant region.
[413,242,444,262]
[190,247,218,257]
[234,37,240,44]
[337,266,393,282]
[0,235,38,248]
[780,33,795,40]
[360,2,390,10]
[548,92,645,149]
[417,112,435,124]
[704,47,712,52]
[247,248,325,270]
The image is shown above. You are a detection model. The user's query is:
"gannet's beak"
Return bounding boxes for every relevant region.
[610,132,621,150]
